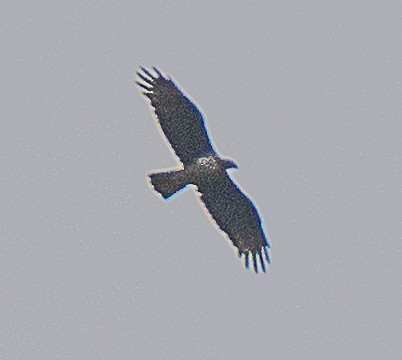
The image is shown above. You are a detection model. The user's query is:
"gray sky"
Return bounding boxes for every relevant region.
[1,1,401,359]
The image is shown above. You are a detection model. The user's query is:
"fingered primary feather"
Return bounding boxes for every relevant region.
[140,66,156,79]
[252,254,258,273]
[136,71,153,85]
[259,250,266,273]
[152,66,162,77]
[136,81,152,91]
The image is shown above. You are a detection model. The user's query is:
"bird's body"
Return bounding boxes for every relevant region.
[136,67,270,273]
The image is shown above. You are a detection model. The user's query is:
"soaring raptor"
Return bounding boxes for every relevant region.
[136,67,270,273]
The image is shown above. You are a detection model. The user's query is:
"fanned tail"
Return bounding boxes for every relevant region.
[148,170,189,199]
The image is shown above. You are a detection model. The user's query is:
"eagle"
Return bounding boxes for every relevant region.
[136,67,270,273]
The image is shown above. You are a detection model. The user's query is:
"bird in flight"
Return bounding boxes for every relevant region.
[136,66,270,273]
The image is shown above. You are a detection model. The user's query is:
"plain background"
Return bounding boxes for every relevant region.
[1,1,401,359]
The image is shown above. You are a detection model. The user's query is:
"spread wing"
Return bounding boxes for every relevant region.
[136,67,216,166]
[197,172,270,273]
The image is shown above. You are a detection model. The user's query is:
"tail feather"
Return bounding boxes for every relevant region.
[148,170,188,199]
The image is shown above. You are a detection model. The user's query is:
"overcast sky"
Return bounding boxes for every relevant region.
[1,1,401,359]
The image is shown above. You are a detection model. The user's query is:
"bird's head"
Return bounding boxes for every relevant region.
[221,158,238,170]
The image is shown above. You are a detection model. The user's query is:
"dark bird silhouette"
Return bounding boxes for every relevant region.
[136,66,270,273]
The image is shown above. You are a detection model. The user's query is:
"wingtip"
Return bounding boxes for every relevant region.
[139,66,156,80]
[242,247,270,274]
[135,81,152,91]
[152,66,163,77]
[238,247,270,274]
[252,254,259,274]
[136,71,154,86]
[263,246,271,265]
[244,252,250,269]
[259,251,266,273]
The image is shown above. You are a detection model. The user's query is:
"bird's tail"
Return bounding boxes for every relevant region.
[148,169,189,199]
